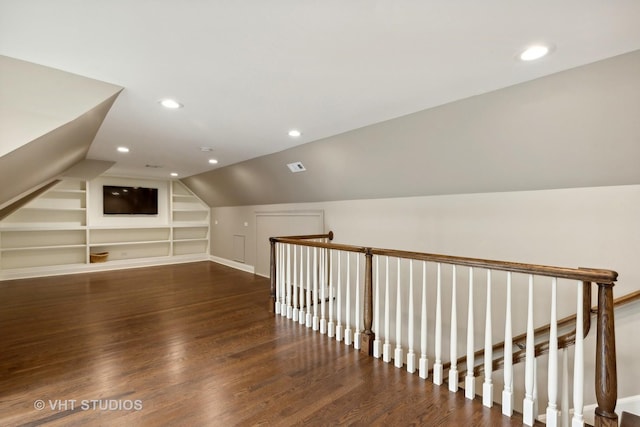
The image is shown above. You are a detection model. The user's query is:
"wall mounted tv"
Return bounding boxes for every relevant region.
[103,185,158,215]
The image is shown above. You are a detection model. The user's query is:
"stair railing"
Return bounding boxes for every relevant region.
[269,232,619,427]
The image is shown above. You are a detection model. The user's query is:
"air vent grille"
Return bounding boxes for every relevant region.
[287,162,306,173]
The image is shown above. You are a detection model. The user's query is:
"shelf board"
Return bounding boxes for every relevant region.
[172,222,209,227]
[0,225,87,231]
[88,225,170,230]
[0,224,86,230]
[1,244,86,252]
[173,238,208,243]
[46,189,86,194]
[19,207,86,212]
[89,240,171,247]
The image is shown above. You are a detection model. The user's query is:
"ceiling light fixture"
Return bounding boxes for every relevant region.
[288,129,302,138]
[208,159,219,164]
[520,44,550,61]
[159,98,183,109]
[117,146,130,153]
[170,172,179,177]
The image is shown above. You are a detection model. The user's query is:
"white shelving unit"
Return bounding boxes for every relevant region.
[0,178,210,279]
[0,180,87,271]
[171,181,210,257]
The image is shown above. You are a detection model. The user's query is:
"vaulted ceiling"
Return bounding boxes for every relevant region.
[0,56,121,208]
[2,1,640,193]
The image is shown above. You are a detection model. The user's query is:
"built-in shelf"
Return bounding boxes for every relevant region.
[0,179,210,279]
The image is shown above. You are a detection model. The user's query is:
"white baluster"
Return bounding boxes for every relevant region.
[547,277,560,426]
[373,256,382,358]
[572,283,584,427]
[306,246,312,327]
[561,348,570,427]
[292,245,298,321]
[299,246,305,324]
[354,254,361,350]
[394,258,403,368]
[287,244,293,318]
[465,267,475,399]
[419,260,429,379]
[449,264,459,393]
[336,252,343,341]
[483,269,493,408]
[502,271,513,416]
[534,357,539,421]
[280,244,287,317]
[345,252,353,345]
[275,243,281,314]
[320,248,327,334]
[523,274,535,426]
[383,257,391,363]
[312,247,319,330]
[407,260,416,373]
[433,262,443,385]
[328,250,335,337]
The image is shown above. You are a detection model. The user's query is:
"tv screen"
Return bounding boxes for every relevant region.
[103,185,158,215]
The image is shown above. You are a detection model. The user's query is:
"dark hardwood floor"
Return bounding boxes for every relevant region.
[1,261,533,426]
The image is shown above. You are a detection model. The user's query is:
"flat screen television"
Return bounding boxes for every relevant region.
[103,185,158,215]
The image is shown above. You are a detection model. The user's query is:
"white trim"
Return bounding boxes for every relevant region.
[209,255,255,274]
[0,254,209,281]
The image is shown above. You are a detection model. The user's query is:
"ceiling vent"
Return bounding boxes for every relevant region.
[145,164,163,169]
[287,162,306,173]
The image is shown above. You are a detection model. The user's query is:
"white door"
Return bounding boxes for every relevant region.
[255,211,324,277]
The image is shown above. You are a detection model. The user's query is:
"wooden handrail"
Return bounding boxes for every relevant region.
[269,231,620,426]
[270,234,617,284]
[272,231,334,241]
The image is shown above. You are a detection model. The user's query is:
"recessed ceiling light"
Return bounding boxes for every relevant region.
[208,159,219,164]
[117,146,130,153]
[288,129,302,138]
[520,45,550,61]
[170,172,179,177]
[159,98,183,109]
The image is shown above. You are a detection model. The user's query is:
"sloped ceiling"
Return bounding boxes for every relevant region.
[183,50,640,207]
[2,2,640,180]
[0,56,122,208]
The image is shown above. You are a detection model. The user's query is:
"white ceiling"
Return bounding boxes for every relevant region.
[1,1,640,179]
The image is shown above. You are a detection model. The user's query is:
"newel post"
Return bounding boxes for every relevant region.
[360,249,375,355]
[594,281,617,427]
[269,238,277,313]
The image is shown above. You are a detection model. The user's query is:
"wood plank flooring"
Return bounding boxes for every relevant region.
[1,261,533,426]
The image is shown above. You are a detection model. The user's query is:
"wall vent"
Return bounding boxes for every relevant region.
[287,162,306,173]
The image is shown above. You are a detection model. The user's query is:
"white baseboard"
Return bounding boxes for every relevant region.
[209,255,255,274]
[0,254,210,281]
